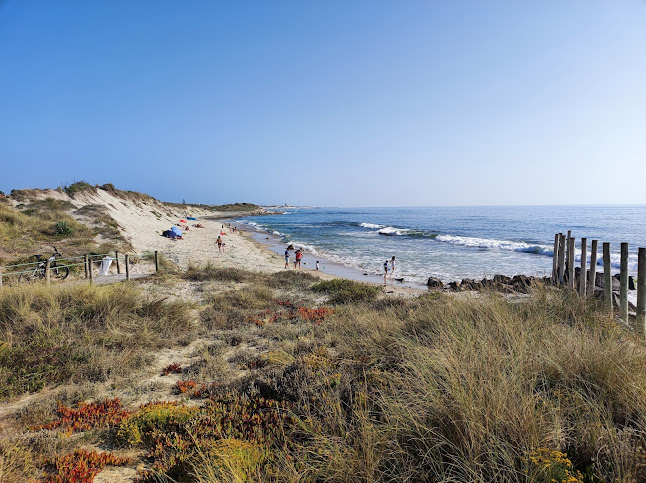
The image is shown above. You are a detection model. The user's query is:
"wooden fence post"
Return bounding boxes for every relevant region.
[637,247,646,336]
[125,255,130,281]
[552,233,559,284]
[45,259,51,286]
[579,238,587,296]
[154,251,159,273]
[566,230,572,283]
[0,268,3,291]
[115,251,121,274]
[568,237,575,290]
[88,256,93,284]
[588,240,598,294]
[603,242,612,313]
[558,233,566,285]
[84,254,89,279]
[619,242,629,323]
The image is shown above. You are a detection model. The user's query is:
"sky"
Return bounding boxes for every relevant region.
[1,1,645,207]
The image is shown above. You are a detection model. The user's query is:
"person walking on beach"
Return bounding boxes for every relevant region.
[284,248,291,268]
[294,249,303,269]
[217,236,223,253]
[384,260,390,285]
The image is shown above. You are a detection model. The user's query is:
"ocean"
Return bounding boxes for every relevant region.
[237,205,646,287]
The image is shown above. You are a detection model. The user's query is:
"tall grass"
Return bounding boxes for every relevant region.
[280,289,646,481]
[0,283,195,399]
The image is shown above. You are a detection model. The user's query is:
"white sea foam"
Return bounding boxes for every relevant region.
[359,222,385,229]
[435,234,553,255]
[293,241,319,255]
[272,231,281,235]
[378,226,412,236]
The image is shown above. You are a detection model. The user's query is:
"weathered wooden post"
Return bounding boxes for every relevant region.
[45,259,51,286]
[88,256,93,284]
[558,233,566,285]
[566,230,572,282]
[0,268,3,291]
[603,242,612,313]
[552,234,559,283]
[84,254,89,279]
[588,240,598,294]
[619,242,629,323]
[125,255,130,281]
[637,247,646,336]
[568,237,575,290]
[154,251,159,273]
[579,238,587,296]
[115,251,121,274]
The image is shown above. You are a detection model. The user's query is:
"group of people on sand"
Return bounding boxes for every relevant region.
[384,256,396,284]
[284,247,319,270]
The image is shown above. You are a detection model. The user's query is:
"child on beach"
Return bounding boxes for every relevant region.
[294,250,303,269]
[217,236,223,253]
[390,256,396,274]
[384,260,390,284]
[284,248,290,268]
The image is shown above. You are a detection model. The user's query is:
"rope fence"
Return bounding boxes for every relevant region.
[0,250,160,289]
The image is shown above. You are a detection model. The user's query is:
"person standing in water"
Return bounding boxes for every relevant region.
[384,260,390,284]
[389,256,396,275]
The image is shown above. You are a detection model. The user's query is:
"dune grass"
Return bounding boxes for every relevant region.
[3,265,646,481]
[0,282,195,400]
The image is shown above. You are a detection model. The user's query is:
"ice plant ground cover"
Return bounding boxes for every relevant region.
[1,266,645,481]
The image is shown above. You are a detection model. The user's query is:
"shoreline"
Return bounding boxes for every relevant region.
[236,221,427,291]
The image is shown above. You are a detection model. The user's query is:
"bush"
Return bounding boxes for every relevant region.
[311,279,381,304]
[184,262,253,283]
[54,220,74,236]
[62,181,94,195]
[267,270,316,290]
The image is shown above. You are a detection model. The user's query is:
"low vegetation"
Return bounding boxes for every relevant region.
[1,267,645,482]
[0,283,195,400]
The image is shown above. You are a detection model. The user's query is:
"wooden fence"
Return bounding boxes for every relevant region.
[552,232,646,334]
[0,250,160,289]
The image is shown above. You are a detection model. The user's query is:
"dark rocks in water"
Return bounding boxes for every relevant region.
[592,272,619,290]
[447,281,460,291]
[493,274,512,284]
[511,275,533,293]
[394,277,404,283]
[426,277,444,289]
[460,278,483,291]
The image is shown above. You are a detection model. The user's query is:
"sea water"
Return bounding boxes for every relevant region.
[238,205,646,286]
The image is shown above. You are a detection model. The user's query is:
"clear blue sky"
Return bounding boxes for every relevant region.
[1,1,645,206]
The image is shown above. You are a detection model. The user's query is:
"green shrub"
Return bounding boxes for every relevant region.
[267,270,316,290]
[63,181,94,195]
[311,279,381,304]
[184,262,253,283]
[54,220,74,236]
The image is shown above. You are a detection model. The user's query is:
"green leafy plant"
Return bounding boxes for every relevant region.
[54,220,74,236]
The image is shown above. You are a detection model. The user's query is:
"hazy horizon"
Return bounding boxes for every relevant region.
[1,1,645,207]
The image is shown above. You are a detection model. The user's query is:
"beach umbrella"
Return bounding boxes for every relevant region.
[171,226,183,236]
